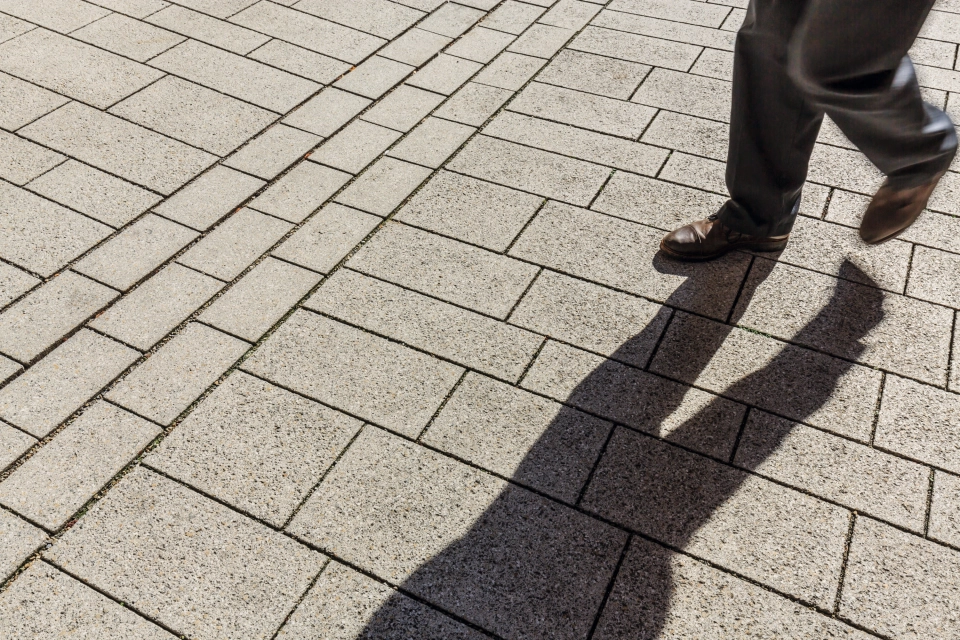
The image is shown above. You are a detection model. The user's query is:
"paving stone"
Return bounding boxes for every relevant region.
[921,8,960,43]
[928,169,960,215]
[361,85,445,132]
[395,170,541,250]
[595,8,736,50]
[47,467,325,640]
[541,0,603,29]
[169,0,257,18]
[875,374,960,473]
[0,129,63,185]
[640,109,729,160]
[418,2,484,38]
[179,208,292,281]
[277,561,487,640]
[85,0,169,18]
[433,81,513,125]
[930,471,960,547]
[335,157,432,216]
[146,370,359,526]
[0,271,117,364]
[407,53,483,94]
[107,323,248,424]
[223,124,321,179]
[379,27,452,66]
[817,113,857,149]
[73,13,180,63]
[243,311,462,436]
[287,426,627,640]
[0,421,34,472]
[840,517,960,639]
[308,269,542,381]
[247,39,351,84]
[592,171,726,232]
[0,0,108,34]
[570,25,703,72]
[954,325,960,393]
[0,354,21,385]
[806,143,884,195]
[484,1,545,34]
[447,26,514,63]
[200,257,320,341]
[0,330,139,438]
[90,262,223,350]
[147,4,268,54]
[153,165,264,231]
[473,51,546,91]
[734,259,953,386]
[282,87,371,137]
[0,70,68,131]
[0,12,33,45]
[507,23,575,58]
[295,0,424,39]
[349,221,539,318]
[650,311,884,441]
[0,510,46,581]
[150,40,319,113]
[229,1,386,64]
[659,151,727,194]
[21,102,217,195]
[915,63,960,93]
[27,160,161,229]
[0,401,159,530]
[249,161,350,222]
[593,537,872,640]
[387,116,477,168]
[610,0,730,27]
[537,49,649,100]
[311,120,402,174]
[334,56,415,99]
[0,262,37,308]
[632,67,731,121]
[691,46,734,80]
[272,203,380,273]
[510,82,656,138]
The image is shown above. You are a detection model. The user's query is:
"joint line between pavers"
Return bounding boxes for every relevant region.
[575,418,619,508]
[642,306,676,372]
[923,466,937,538]
[726,405,753,465]
[832,511,858,615]
[724,254,756,325]
[867,372,887,446]
[266,557,332,640]
[503,199,551,256]
[514,336,548,387]
[584,532,633,640]
[416,369,470,441]
[503,266,544,320]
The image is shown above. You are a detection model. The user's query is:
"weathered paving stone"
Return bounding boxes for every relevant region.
[593,537,872,640]
[21,102,216,195]
[178,208,292,281]
[0,271,117,364]
[243,311,462,436]
[0,421,34,471]
[74,214,199,291]
[570,25,702,71]
[282,87,371,137]
[928,169,959,215]
[0,0,109,33]
[272,203,380,273]
[146,4,269,54]
[0,130,63,185]
[691,46,735,80]
[335,157,433,216]
[0,330,138,438]
[423,372,611,502]
[0,353,21,384]
[295,0,424,39]
[650,311,884,441]
[47,467,325,640]
[0,262,37,308]
[73,9,182,61]
[162,0,258,19]
[0,401,159,530]
[334,56,415,99]
[379,27,452,66]
[807,143,884,194]
[91,263,223,350]
[875,375,960,474]
[153,165,264,231]
[106,323,248,425]
[407,53,483,95]
[906,245,960,308]
[930,471,960,548]
[349,221,539,318]
[287,426,627,640]
[508,23,575,58]
[484,0,545,34]
[920,8,960,43]
[388,116,476,168]
[840,517,960,639]
[592,172,727,230]
[86,0,169,19]
[361,85,446,132]
[224,124,321,180]
[540,0,603,29]
[311,120,403,174]
[511,82,657,138]
[277,561,487,639]
[0,13,32,45]
[658,151,727,195]
[308,270,542,381]
[0,510,46,581]
[200,257,320,341]
[0,70,67,131]
[473,51,546,91]
[641,110,731,161]
[418,2,484,38]
[146,371,360,526]
[248,40,351,84]
[447,26,515,63]
[597,6,736,46]
[538,49,650,99]
[511,270,671,368]
[395,170,542,251]
[433,81,513,125]
[27,160,161,229]
[249,162,350,223]
[632,68,731,121]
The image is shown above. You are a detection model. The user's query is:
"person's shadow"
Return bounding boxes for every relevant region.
[354,256,884,640]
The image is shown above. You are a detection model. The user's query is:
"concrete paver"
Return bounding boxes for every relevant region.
[361,85,446,132]
[0,129,64,185]
[295,0,425,40]
[407,52,483,94]
[249,161,350,223]
[379,27,452,66]
[508,23,575,58]
[446,26,514,63]
[334,56,415,100]
[283,87,372,138]
[153,165,265,231]
[0,70,68,131]
[271,203,380,273]
[178,207,292,281]
[335,156,433,216]
[931,471,960,547]
[538,49,650,99]
[0,509,46,581]
[0,0,109,34]
[510,81,656,138]
[247,40,351,85]
[0,421,35,471]
[145,5,269,55]
[434,81,513,125]
[72,13,183,62]
[223,124,321,180]
[387,115,476,167]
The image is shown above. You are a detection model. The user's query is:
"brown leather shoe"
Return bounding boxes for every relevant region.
[660,215,789,261]
[859,172,945,244]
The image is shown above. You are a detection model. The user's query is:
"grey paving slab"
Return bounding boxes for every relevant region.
[840,517,960,639]
[907,244,960,309]
[406,53,483,95]
[0,421,34,472]
[247,39,351,84]
[650,311,884,441]
[169,0,258,18]
[379,27,452,66]
[223,123,320,179]
[229,1,386,64]
[658,151,727,195]
[0,356,20,385]
[74,213,199,291]
[395,169,541,251]
[446,26,515,63]
[507,23,575,58]
[295,0,425,39]
[106,322,248,424]
[243,311,462,437]
[0,13,32,45]
[954,326,960,393]
[510,82,657,138]
[417,2,484,38]
[348,221,539,319]
[0,510,46,581]
[27,160,162,229]
[931,471,960,547]
[609,0,730,28]
[200,257,320,341]
[473,51,546,91]
[538,49,650,100]
[928,169,960,215]
[387,116,477,168]
[570,25,703,71]
[308,269,542,381]
[595,9,737,51]
[433,81,513,125]
[915,63,960,93]
[90,262,223,350]
[146,4,269,54]
[734,259,953,386]
[0,0,108,34]
[640,109,729,160]
[484,1,545,34]
[361,84,446,132]
[0,330,138,438]
[109,76,276,156]
[152,165,264,231]
[0,271,116,363]
[691,46,734,80]
[0,129,63,185]
[85,0,169,18]
[921,7,960,43]
[72,12,184,62]
[806,143,884,195]
[311,120,402,174]
[146,370,359,526]
[287,426,627,640]
[594,537,872,640]
[0,262,36,309]
[21,102,217,195]
[632,67,730,121]
[334,56,415,99]
[249,161,350,222]
[335,157,432,216]
[592,170,726,230]
[47,467,325,640]
[149,40,319,113]
[0,401,158,530]
[178,207,292,281]
[282,87,371,138]
[0,70,68,131]
[271,202,380,273]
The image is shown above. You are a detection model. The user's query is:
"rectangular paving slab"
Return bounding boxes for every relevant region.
[509,82,657,138]
[0,69,68,131]
[271,202,380,273]
[283,87,372,137]
[334,157,433,216]
[631,67,731,121]
[223,124,321,180]
[153,165,265,231]
[71,12,185,62]
[0,0,109,33]
[249,162,351,223]
[537,49,650,100]
[310,120,403,174]
[570,25,702,71]
[247,40,351,84]
[386,116,477,169]
[930,471,960,548]
[294,0,425,39]
[591,171,728,231]
[0,421,34,471]
[0,262,36,309]
[0,130,64,186]
[433,82,513,126]
[0,508,46,582]
[146,4,269,54]
[178,207,292,281]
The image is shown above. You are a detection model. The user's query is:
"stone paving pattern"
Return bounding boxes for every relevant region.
[0,0,959,637]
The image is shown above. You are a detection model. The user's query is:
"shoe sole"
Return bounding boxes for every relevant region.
[659,237,789,262]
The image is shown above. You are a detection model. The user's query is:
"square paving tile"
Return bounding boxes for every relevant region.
[250,162,351,223]
[282,87,371,137]
[407,53,483,95]
[294,0,425,39]
[508,23,575,58]
[510,82,657,138]
[570,26,702,71]
[0,0,109,33]
[0,262,37,309]
[333,55,414,99]
[247,40,351,84]
[433,82,513,126]
[380,27,452,66]
[310,120,402,174]
[446,26,515,63]
[146,4,269,55]
[538,49,650,99]
[473,51,546,91]
[418,2,484,38]
[361,85,446,132]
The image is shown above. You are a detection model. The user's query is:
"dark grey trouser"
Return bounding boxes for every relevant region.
[718,0,958,237]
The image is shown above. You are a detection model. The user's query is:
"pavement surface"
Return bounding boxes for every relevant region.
[1,0,960,638]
